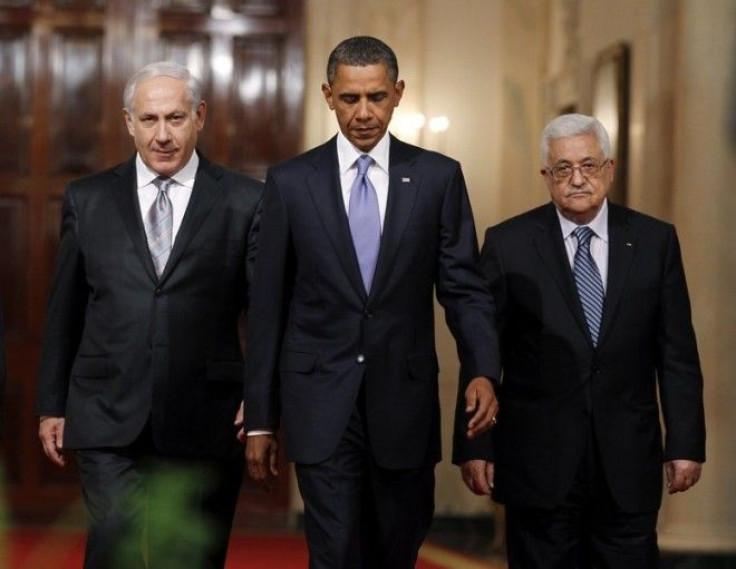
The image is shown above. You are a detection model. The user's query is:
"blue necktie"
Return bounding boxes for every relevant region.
[348,155,381,293]
[572,226,604,345]
[144,176,173,277]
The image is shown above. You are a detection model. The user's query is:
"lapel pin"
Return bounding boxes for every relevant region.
[626,242,632,247]
[402,177,411,183]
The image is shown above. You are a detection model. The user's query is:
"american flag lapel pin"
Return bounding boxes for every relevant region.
[402,177,411,183]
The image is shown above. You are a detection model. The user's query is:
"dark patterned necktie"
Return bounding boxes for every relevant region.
[348,155,381,292]
[572,226,604,345]
[144,176,173,277]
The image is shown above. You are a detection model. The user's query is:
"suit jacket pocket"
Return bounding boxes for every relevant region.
[279,351,317,373]
[71,356,108,378]
[407,353,439,379]
[207,360,244,382]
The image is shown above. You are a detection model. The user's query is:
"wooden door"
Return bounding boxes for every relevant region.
[0,0,303,518]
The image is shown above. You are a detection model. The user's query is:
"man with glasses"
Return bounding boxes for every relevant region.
[454,113,705,568]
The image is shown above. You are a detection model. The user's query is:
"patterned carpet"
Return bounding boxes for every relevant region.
[6,528,506,569]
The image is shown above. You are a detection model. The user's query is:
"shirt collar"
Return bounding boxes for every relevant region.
[336,131,390,176]
[556,198,609,242]
[135,151,200,190]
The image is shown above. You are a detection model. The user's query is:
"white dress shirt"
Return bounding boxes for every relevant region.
[556,199,609,293]
[135,152,199,244]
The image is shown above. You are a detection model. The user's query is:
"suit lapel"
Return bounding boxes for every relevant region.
[158,155,223,283]
[532,204,591,341]
[370,137,421,298]
[110,156,158,283]
[597,203,635,345]
[306,139,367,299]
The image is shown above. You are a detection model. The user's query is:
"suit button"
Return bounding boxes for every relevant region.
[154,288,162,296]
[364,309,373,319]
[592,367,601,375]
[356,354,365,363]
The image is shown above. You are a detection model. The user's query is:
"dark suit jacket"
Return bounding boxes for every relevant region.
[0,302,5,436]
[244,135,500,469]
[453,201,705,513]
[36,154,262,459]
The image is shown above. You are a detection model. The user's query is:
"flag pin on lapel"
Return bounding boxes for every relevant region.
[626,242,632,247]
[402,177,411,183]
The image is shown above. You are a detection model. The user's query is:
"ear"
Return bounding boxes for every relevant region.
[194,100,207,130]
[321,83,334,110]
[393,80,405,106]
[123,108,135,136]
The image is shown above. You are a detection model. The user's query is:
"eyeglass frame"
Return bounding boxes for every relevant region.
[543,159,611,182]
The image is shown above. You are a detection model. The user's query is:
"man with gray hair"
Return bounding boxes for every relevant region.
[37,61,262,569]
[455,113,705,568]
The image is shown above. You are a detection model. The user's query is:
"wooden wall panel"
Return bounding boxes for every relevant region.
[50,29,104,175]
[232,0,282,16]
[0,1,33,7]
[0,28,31,174]
[229,37,282,178]
[0,198,28,338]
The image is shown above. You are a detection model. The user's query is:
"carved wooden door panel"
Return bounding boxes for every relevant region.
[0,0,303,517]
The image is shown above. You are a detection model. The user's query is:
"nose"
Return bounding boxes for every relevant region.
[356,98,370,120]
[570,166,586,186]
[154,120,170,143]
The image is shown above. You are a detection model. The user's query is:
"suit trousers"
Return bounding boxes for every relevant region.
[504,423,659,569]
[75,422,243,569]
[295,387,435,569]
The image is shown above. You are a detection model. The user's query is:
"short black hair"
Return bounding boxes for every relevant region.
[326,36,399,84]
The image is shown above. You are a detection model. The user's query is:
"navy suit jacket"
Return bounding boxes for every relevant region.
[453,201,705,512]
[37,154,262,459]
[245,135,500,469]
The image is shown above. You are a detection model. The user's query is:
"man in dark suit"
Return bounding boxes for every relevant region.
[455,113,705,568]
[36,61,262,569]
[243,36,500,568]
[0,302,5,436]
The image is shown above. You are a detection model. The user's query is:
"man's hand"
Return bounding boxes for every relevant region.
[464,376,499,439]
[39,416,66,468]
[234,402,245,443]
[461,459,494,496]
[245,434,279,490]
[666,459,702,494]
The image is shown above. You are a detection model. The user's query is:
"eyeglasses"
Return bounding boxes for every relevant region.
[545,160,610,182]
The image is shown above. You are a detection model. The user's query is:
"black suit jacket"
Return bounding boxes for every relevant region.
[0,302,5,436]
[453,201,705,512]
[244,136,500,469]
[37,154,262,459]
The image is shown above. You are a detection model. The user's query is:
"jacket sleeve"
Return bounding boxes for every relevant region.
[36,186,89,417]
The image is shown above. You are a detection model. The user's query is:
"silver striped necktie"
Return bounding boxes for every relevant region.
[144,176,173,277]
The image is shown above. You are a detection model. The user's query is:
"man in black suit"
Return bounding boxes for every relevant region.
[0,302,5,436]
[243,36,500,568]
[36,61,262,569]
[455,113,706,568]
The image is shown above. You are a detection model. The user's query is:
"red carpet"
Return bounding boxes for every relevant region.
[7,529,459,568]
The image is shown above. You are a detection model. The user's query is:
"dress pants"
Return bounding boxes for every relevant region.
[505,424,659,569]
[295,389,435,569]
[75,423,243,569]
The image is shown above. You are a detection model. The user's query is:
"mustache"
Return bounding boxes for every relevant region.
[564,189,592,197]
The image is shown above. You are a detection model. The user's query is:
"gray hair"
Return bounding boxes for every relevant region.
[540,113,611,166]
[326,36,399,84]
[123,61,203,114]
